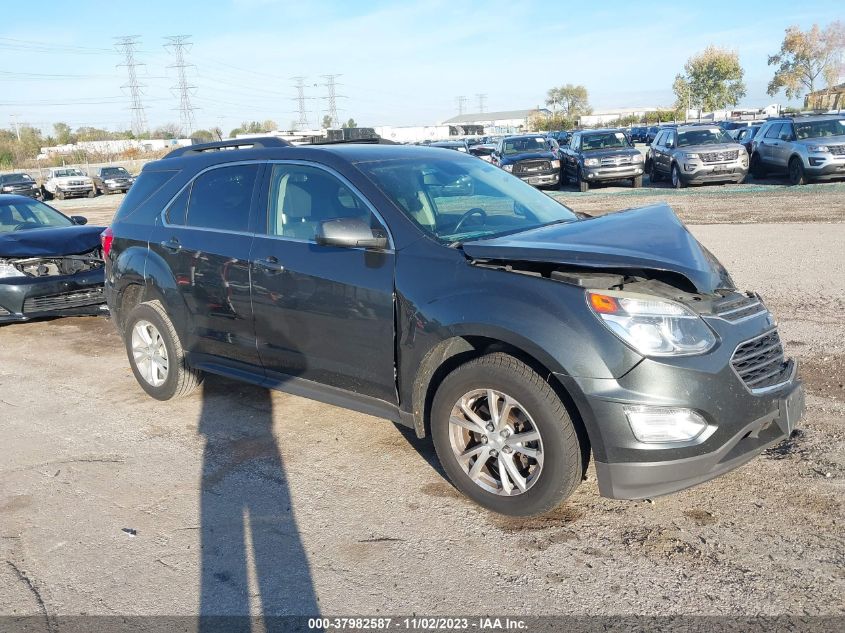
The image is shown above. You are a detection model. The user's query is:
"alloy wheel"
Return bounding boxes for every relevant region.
[131,320,169,387]
[448,389,544,496]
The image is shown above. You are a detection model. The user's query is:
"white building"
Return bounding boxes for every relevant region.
[372,125,451,143]
[39,138,191,157]
[578,107,663,126]
[440,108,551,134]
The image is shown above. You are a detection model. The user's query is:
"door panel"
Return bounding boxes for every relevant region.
[251,163,396,403]
[149,163,262,367]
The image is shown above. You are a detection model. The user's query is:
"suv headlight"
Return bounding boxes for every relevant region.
[807,144,829,153]
[681,152,698,160]
[1,186,13,192]
[550,160,560,169]
[583,158,599,167]
[587,292,717,356]
[0,262,25,279]
[502,164,513,172]
[631,153,644,163]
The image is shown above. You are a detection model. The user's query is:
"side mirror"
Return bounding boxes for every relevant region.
[315,218,387,250]
[71,215,88,225]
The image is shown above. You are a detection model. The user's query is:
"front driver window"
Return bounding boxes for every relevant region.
[266,164,384,242]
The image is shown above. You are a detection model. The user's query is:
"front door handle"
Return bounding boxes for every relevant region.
[160,237,181,253]
[255,256,285,273]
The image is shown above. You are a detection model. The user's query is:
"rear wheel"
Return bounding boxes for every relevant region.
[671,163,686,189]
[788,157,806,186]
[431,353,583,516]
[123,300,202,400]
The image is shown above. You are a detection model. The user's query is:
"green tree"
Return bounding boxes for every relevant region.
[321,115,333,128]
[767,21,845,99]
[153,123,181,139]
[53,122,74,145]
[341,118,357,129]
[545,84,591,118]
[191,129,216,142]
[673,46,746,113]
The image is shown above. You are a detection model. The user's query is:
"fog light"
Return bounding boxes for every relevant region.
[624,406,710,443]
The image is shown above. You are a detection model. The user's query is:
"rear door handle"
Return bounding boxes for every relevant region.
[255,256,285,273]
[160,238,181,253]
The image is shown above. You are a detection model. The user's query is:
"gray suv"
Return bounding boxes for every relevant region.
[750,115,845,185]
[648,125,748,188]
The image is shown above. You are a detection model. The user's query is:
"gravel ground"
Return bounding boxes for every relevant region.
[0,184,843,622]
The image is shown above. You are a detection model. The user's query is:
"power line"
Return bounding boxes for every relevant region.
[320,74,345,128]
[115,36,148,136]
[164,35,197,137]
[456,95,467,115]
[476,93,487,114]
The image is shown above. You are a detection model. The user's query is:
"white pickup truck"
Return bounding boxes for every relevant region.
[41,167,96,200]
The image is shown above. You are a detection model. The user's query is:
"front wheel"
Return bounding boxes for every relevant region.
[648,161,661,183]
[631,175,642,188]
[576,168,589,192]
[750,153,766,179]
[788,157,807,186]
[123,300,203,400]
[671,163,686,189]
[431,353,583,516]
[87,189,97,198]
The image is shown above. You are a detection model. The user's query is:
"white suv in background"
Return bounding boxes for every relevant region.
[42,167,96,200]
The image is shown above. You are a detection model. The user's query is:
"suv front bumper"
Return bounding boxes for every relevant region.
[554,313,804,499]
[516,171,559,187]
[678,159,748,183]
[805,155,845,179]
[582,163,644,182]
[0,268,105,323]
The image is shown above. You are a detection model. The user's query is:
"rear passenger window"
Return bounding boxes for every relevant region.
[166,187,190,225]
[186,164,259,232]
[764,124,782,139]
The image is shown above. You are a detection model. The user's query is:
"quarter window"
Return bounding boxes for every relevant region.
[266,164,383,241]
[165,186,190,225]
[185,164,259,232]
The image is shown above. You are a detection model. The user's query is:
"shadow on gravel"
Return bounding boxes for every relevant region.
[198,375,320,631]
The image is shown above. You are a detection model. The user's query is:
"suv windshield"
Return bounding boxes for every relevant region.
[101,167,130,177]
[581,132,630,150]
[501,137,547,155]
[0,174,33,184]
[357,156,577,243]
[0,199,74,233]
[54,168,85,178]
[677,128,734,147]
[795,118,845,140]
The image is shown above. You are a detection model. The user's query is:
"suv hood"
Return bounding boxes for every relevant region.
[461,203,733,294]
[797,134,845,146]
[51,175,93,184]
[0,225,104,258]
[679,142,742,153]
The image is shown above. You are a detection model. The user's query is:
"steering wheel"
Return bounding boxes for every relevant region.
[452,208,487,234]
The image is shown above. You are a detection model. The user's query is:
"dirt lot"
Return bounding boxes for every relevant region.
[1,183,844,623]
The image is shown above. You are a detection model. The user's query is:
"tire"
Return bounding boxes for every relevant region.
[431,353,583,517]
[41,187,52,201]
[649,161,661,183]
[671,163,686,189]
[632,175,642,188]
[87,188,97,198]
[123,300,203,401]
[55,189,65,200]
[750,153,766,179]
[577,168,589,192]
[788,157,806,186]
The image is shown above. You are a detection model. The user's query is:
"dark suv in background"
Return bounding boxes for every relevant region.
[0,173,41,199]
[104,137,803,516]
[560,129,644,191]
[490,135,560,188]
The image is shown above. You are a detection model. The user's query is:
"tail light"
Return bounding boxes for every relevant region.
[101,227,114,259]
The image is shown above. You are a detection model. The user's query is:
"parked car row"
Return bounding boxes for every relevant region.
[0,165,136,202]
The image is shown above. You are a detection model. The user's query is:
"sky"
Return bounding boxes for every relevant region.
[0,0,842,137]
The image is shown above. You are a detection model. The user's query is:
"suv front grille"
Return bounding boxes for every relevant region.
[699,150,739,163]
[828,144,845,156]
[513,160,551,174]
[600,155,633,166]
[731,329,793,392]
[714,293,767,322]
[23,288,103,313]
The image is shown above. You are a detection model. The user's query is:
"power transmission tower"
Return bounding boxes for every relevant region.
[291,76,310,129]
[476,93,487,114]
[115,36,147,136]
[320,74,345,128]
[456,95,467,115]
[164,35,197,137]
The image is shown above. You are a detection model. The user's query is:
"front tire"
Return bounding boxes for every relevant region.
[671,163,686,189]
[123,300,203,401]
[649,161,661,183]
[788,157,806,186]
[750,153,766,179]
[632,175,642,188]
[431,353,583,517]
[576,168,589,192]
[87,189,97,198]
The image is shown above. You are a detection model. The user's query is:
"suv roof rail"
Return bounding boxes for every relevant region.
[164,137,291,158]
